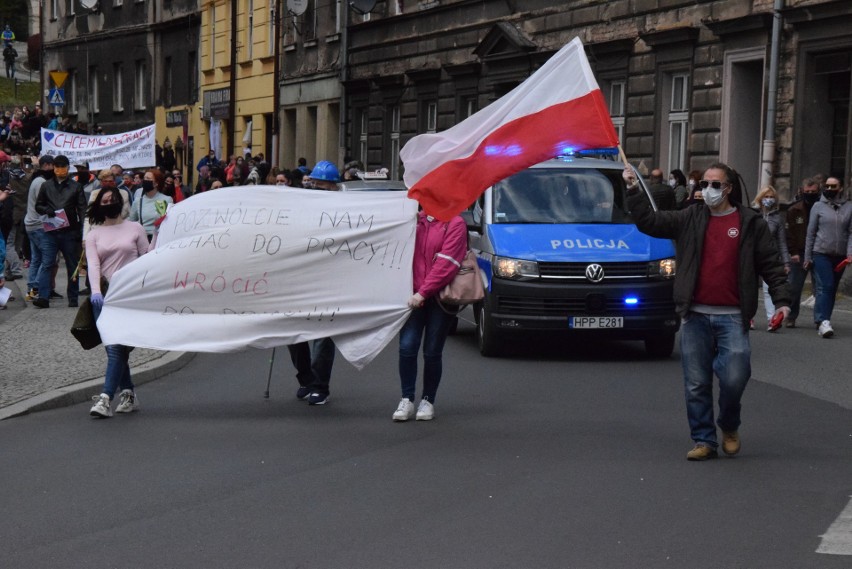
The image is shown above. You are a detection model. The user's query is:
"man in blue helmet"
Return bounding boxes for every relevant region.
[287,160,340,406]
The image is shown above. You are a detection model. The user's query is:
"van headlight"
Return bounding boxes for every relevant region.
[648,258,676,279]
[494,256,540,280]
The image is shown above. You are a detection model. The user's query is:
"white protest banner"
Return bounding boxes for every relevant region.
[97,186,419,369]
[39,125,156,170]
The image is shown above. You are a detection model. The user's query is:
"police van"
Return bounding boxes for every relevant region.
[467,153,679,357]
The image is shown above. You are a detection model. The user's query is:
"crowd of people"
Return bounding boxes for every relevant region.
[1,149,465,424]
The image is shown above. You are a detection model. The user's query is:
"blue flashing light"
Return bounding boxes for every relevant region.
[624,296,639,306]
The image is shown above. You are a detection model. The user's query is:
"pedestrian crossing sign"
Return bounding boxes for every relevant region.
[48,88,65,106]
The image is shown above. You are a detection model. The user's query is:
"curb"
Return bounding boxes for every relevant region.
[0,350,196,421]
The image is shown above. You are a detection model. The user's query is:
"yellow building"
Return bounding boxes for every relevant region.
[156,0,278,185]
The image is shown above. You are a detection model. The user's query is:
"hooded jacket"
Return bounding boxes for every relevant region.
[804,194,852,263]
[627,191,791,326]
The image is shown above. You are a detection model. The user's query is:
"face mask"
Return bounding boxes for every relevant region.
[703,187,726,208]
[41,169,55,180]
[142,180,155,193]
[761,198,776,208]
[54,166,69,178]
[101,202,122,219]
[276,181,287,186]
[100,180,116,189]
[668,178,677,188]
[688,180,695,188]
[803,193,819,205]
[823,190,839,201]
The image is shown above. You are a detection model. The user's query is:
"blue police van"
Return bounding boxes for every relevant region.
[467,153,679,357]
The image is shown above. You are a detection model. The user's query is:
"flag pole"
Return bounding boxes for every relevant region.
[617,144,631,170]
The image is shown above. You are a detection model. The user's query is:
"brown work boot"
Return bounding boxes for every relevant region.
[686,444,718,461]
[722,431,741,455]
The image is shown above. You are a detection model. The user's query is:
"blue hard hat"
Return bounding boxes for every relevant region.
[310,160,340,183]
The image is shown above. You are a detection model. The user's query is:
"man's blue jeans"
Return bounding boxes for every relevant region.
[680,312,752,447]
[92,302,134,399]
[398,298,455,403]
[26,228,47,292]
[812,253,846,323]
[38,229,81,303]
[786,260,809,322]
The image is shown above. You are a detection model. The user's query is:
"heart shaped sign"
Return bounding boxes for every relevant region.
[44,132,55,143]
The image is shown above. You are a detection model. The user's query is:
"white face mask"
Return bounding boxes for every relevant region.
[761,197,776,208]
[668,178,677,188]
[703,187,726,208]
[688,180,695,188]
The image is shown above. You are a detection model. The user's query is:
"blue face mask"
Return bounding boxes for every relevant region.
[761,198,776,208]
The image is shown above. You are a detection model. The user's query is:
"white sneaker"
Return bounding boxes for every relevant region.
[89,394,113,418]
[818,320,834,338]
[115,389,139,413]
[416,399,435,421]
[392,398,415,422]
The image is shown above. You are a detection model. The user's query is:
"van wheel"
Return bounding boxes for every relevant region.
[477,300,502,357]
[645,333,675,358]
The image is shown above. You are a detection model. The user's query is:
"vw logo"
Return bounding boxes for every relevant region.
[585,263,605,283]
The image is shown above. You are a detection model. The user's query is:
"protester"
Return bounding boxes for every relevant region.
[392,208,467,422]
[196,149,217,172]
[647,168,676,211]
[33,154,87,308]
[83,170,131,239]
[162,172,185,203]
[784,178,820,327]
[195,165,212,194]
[85,187,149,418]
[753,185,790,330]
[0,183,8,296]
[129,169,173,242]
[3,43,16,79]
[803,177,852,338]
[670,169,689,210]
[625,162,791,460]
[23,155,54,301]
[287,160,341,406]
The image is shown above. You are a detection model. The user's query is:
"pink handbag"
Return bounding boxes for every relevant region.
[438,249,485,307]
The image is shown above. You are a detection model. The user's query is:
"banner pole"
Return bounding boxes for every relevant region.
[264,347,276,399]
[617,144,631,170]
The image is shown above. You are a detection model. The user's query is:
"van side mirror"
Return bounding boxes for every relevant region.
[460,210,479,232]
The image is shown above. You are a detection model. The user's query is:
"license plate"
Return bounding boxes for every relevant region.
[570,316,624,329]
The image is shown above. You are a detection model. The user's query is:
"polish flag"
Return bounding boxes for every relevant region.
[401,37,619,220]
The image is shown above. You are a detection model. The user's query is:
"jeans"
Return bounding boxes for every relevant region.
[287,338,335,395]
[4,225,22,277]
[26,228,47,291]
[786,261,809,322]
[680,312,752,447]
[398,298,455,403]
[812,253,846,323]
[761,280,774,321]
[38,229,81,303]
[92,302,134,399]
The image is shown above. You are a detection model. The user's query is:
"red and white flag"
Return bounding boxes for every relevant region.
[401,37,619,220]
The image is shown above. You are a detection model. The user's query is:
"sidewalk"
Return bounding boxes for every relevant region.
[0,265,194,420]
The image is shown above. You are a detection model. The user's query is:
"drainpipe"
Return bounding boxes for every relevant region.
[339,4,349,165]
[759,0,784,192]
[228,0,238,158]
[271,0,281,168]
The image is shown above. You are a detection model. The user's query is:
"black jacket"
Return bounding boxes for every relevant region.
[34,176,87,232]
[628,190,791,325]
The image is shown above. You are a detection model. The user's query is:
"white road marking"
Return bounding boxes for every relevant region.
[817,496,852,555]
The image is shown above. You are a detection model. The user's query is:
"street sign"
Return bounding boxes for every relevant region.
[48,88,65,106]
[50,71,68,88]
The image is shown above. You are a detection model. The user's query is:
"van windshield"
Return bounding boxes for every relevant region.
[492,168,631,224]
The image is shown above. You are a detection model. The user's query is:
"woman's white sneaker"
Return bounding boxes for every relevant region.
[818,320,834,338]
[416,399,434,421]
[89,394,113,418]
[393,398,415,421]
[115,389,139,413]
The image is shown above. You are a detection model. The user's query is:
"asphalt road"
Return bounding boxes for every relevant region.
[2,310,851,568]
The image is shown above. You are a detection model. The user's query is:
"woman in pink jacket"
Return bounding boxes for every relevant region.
[393,211,467,422]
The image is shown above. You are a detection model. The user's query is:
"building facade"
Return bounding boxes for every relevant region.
[197,0,278,169]
[340,0,852,201]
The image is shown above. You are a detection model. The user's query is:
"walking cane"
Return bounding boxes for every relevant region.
[264,347,276,399]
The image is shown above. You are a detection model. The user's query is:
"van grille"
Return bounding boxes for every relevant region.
[537,262,650,279]
[496,295,674,316]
